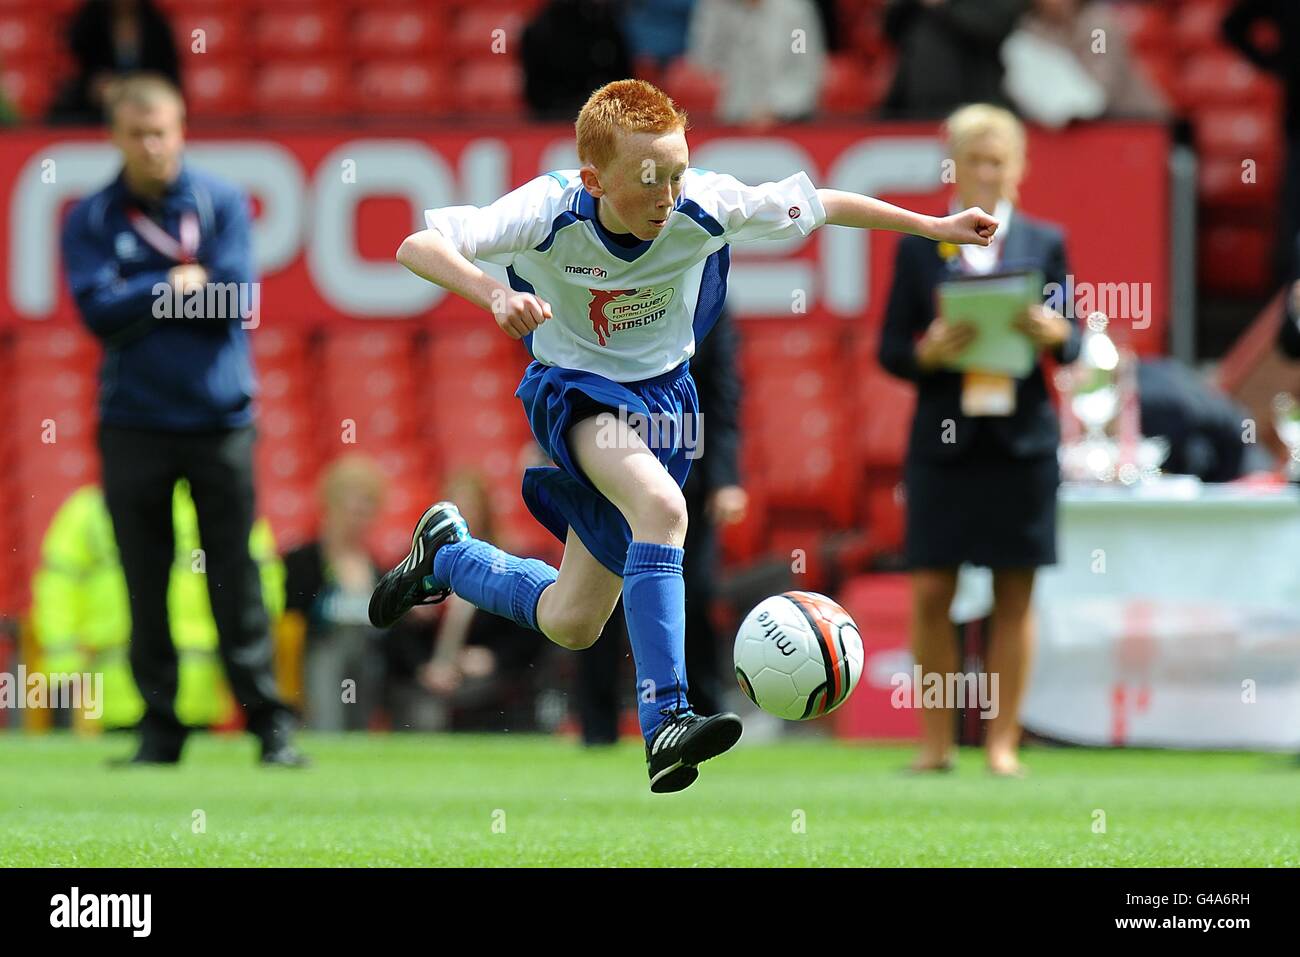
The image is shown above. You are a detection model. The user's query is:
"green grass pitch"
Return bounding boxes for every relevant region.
[2,733,1296,866]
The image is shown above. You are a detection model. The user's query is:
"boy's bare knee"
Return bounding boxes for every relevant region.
[544,610,605,650]
[629,486,688,545]
[537,588,611,650]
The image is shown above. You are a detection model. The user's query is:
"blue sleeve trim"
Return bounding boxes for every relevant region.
[676,198,724,237]
[536,211,582,253]
[505,265,538,359]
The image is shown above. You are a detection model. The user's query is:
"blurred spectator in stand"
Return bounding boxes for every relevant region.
[282,454,387,732]
[878,104,1081,776]
[522,0,633,121]
[386,472,545,731]
[1223,1,1300,284]
[1002,0,1168,129]
[1136,359,1273,482]
[687,0,826,127]
[576,310,746,744]
[881,0,1027,119]
[624,0,697,72]
[50,0,180,125]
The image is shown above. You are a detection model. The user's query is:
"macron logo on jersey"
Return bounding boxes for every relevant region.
[564,264,608,279]
[586,287,676,347]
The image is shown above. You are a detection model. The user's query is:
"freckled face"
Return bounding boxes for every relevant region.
[583,128,689,240]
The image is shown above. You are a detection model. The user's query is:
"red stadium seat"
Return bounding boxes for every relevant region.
[844,6,888,59]
[185,60,253,118]
[16,441,99,491]
[739,322,844,371]
[1198,154,1280,210]
[13,364,97,409]
[819,54,875,117]
[858,362,915,469]
[256,365,311,405]
[1198,220,1274,296]
[254,61,349,117]
[426,325,527,367]
[1174,0,1233,53]
[452,59,524,116]
[368,472,445,564]
[0,10,52,60]
[255,438,317,487]
[253,6,347,59]
[1193,107,1282,164]
[449,8,529,61]
[256,397,316,451]
[1179,52,1281,109]
[321,328,416,366]
[660,58,721,118]
[259,482,318,552]
[354,61,453,117]
[0,61,54,119]
[1108,1,1173,54]
[353,7,439,57]
[250,325,309,365]
[169,6,247,60]
[11,327,99,371]
[370,445,431,483]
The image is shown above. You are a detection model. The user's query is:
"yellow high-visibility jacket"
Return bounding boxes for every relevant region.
[30,482,284,729]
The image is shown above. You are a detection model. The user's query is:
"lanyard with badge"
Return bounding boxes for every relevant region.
[946,228,1018,418]
[127,204,200,264]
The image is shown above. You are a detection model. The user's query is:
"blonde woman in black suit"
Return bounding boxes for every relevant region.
[879,104,1082,776]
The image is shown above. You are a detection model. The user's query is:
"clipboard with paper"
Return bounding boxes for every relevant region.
[937,269,1043,378]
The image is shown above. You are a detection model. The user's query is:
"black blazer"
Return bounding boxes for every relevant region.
[878,212,1083,463]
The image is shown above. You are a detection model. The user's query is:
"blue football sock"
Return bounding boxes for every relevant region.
[426,538,556,632]
[622,540,690,741]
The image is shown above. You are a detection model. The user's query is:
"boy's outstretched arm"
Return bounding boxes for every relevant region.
[397,228,551,340]
[816,189,999,246]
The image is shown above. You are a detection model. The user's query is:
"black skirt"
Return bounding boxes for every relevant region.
[903,434,1060,570]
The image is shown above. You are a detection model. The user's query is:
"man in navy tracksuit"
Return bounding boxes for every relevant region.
[61,74,304,766]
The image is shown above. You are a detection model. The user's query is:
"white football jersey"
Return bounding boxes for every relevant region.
[424,168,826,382]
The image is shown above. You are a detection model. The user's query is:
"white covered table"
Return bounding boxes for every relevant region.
[1023,480,1300,750]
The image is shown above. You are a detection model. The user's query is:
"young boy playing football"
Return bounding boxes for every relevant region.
[370,79,997,792]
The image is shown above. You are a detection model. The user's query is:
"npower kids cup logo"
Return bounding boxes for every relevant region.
[586,286,675,346]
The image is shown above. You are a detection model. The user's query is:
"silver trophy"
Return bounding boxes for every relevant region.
[1061,313,1121,481]
[1059,313,1167,483]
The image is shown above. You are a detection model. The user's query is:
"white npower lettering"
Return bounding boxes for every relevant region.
[537,138,581,178]
[461,139,510,207]
[822,138,944,315]
[188,142,305,276]
[9,135,943,321]
[308,142,454,316]
[12,144,118,316]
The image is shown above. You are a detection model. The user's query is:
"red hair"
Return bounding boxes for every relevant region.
[575,80,689,168]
